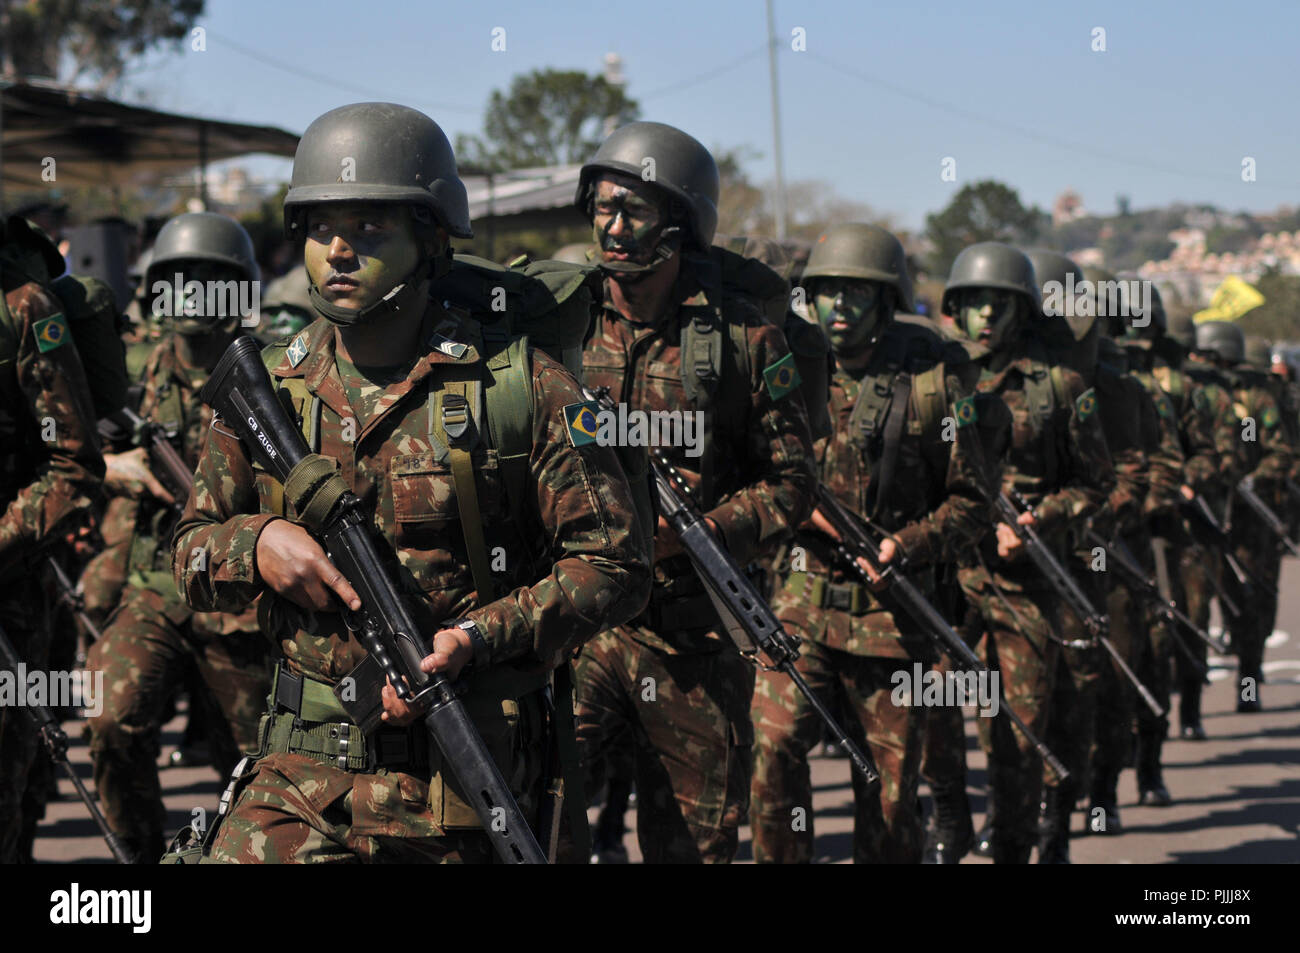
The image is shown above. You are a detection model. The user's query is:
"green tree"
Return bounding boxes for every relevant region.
[925,180,1045,275]
[1239,267,1300,341]
[456,69,639,170]
[0,0,204,91]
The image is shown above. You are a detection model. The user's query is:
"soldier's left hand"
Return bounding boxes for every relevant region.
[379,626,474,727]
[855,537,896,591]
[996,521,1024,558]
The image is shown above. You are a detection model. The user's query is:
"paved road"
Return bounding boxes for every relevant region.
[33,561,1300,864]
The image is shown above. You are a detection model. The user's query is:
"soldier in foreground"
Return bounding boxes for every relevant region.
[750,224,998,863]
[173,102,650,862]
[86,212,274,862]
[574,121,816,863]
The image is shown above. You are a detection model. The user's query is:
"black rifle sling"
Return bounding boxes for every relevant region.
[868,372,911,521]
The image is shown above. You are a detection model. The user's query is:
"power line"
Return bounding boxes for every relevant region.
[637,44,767,100]
[805,51,1256,187]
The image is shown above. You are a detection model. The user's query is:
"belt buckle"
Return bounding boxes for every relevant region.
[326,722,354,770]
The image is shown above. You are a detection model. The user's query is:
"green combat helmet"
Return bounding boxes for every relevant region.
[145,212,258,335]
[576,121,719,277]
[259,264,313,341]
[1244,334,1273,370]
[282,102,470,325]
[1194,320,1245,366]
[1167,309,1196,350]
[803,223,915,313]
[1079,265,1123,338]
[941,241,1039,351]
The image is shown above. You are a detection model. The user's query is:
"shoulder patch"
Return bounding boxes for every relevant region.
[563,400,601,448]
[953,395,978,428]
[32,312,70,352]
[1074,387,1097,422]
[285,333,309,368]
[1154,395,1173,420]
[1262,404,1279,429]
[763,352,802,402]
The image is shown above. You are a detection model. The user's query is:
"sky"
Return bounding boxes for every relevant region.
[116,0,1300,231]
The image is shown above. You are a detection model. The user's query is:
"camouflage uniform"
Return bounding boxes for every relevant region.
[576,260,816,863]
[86,335,273,861]
[1223,367,1292,708]
[0,234,105,863]
[750,321,996,863]
[174,310,651,862]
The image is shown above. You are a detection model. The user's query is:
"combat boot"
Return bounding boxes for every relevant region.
[1179,685,1207,740]
[1136,728,1172,806]
[922,781,975,864]
[991,831,1033,864]
[1036,782,1073,864]
[972,788,995,858]
[1087,763,1122,835]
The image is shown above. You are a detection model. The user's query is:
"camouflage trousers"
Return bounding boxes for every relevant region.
[1046,568,1108,796]
[0,598,52,864]
[1090,581,1143,789]
[207,754,499,863]
[86,584,272,860]
[1225,512,1282,697]
[573,629,755,863]
[964,571,1061,861]
[1171,537,1215,726]
[750,637,926,864]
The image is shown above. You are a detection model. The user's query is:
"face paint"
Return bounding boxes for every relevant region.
[304,203,421,312]
[591,175,670,266]
[810,278,886,354]
[155,260,249,336]
[956,288,1018,346]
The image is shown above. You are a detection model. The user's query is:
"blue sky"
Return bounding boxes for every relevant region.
[121,0,1300,229]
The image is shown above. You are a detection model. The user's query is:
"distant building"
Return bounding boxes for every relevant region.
[1052,188,1086,226]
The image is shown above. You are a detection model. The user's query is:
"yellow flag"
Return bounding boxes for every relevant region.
[1193,275,1265,323]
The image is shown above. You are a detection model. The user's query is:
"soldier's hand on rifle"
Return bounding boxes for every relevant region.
[1180,484,1195,501]
[654,514,720,561]
[996,516,1032,559]
[379,627,474,727]
[104,447,175,504]
[856,537,897,591]
[809,507,841,541]
[254,519,362,613]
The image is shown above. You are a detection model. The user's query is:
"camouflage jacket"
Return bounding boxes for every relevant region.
[970,347,1115,587]
[1088,357,1150,538]
[1128,369,1186,523]
[583,257,816,652]
[1228,368,1293,499]
[174,308,652,695]
[774,321,1000,659]
[0,271,104,580]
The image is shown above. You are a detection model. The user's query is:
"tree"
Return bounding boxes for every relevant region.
[455,69,639,170]
[0,0,204,91]
[924,180,1045,275]
[1239,266,1300,342]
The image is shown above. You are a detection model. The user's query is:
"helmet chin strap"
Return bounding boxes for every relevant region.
[596,227,683,282]
[308,252,450,327]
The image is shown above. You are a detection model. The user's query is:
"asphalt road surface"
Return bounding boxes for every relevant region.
[33,559,1300,864]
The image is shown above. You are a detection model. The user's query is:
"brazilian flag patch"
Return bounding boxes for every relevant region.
[1155,395,1173,420]
[563,400,602,448]
[763,353,802,402]
[1262,405,1279,429]
[32,312,70,353]
[1075,388,1097,422]
[953,395,978,428]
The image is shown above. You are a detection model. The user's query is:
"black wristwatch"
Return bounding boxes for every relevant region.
[445,617,489,677]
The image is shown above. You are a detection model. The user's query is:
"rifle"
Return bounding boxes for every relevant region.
[1236,477,1300,558]
[0,622,132,863]
[1179,494,1260,609]
[583,386,880,787]
[996,490,1165,719]
[1084,530,1223,674]
[45,555,104,644]
[815,485,1070,782]
[201,336,546,864]
[116,406,194,500]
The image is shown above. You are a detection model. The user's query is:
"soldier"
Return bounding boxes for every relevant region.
[938,242,1114,863]
[0,215,105,863]
[1200,322,1293,713]
[173,102,651,863]
[750,223,998,863]
[85,212,274,862]
[574,121,816,863]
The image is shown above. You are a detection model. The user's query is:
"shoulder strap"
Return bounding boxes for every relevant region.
[911,363,949,437]
[483,335,535,535]
[1049,365,1071,413]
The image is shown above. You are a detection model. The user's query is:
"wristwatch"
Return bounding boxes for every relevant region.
[445,617,490,677]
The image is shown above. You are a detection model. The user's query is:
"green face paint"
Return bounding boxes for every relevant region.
[810,277,885,354]
[591,175,669,266]
[956,287,1019,346]
[303,203,421,312]
[151,260,248,335]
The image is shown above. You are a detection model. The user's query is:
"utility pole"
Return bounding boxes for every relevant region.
[766,0,788,240]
